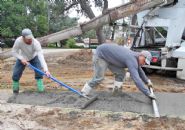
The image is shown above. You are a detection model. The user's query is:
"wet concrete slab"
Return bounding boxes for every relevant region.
[5,90,185,117]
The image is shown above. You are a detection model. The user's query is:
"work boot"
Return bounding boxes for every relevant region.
[81,82,92,96]
[36,79,45,92]
[112,81,123,96]
[12,80,19,94]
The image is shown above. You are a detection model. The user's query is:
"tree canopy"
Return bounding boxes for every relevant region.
[0,0,112,44]
[0,0,78,39]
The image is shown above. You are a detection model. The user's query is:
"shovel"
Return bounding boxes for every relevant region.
[28,64,98,109]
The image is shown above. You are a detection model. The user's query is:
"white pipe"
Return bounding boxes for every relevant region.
[149,87,160,117]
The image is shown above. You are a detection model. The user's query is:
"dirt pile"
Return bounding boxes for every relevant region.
[58,49,92,67]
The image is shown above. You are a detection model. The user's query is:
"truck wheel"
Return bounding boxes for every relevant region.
[143,68,155,74]
[165,58,178,77]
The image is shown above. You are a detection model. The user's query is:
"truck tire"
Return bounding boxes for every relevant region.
[165,58,178,77]
[143,68,155,74]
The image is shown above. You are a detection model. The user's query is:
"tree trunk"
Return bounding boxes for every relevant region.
[96,27,105,44]
[0,50,12,60]
[111,24,116,40]
[96,0,108,44]
[131,14,137,33]
[77,0,107,44]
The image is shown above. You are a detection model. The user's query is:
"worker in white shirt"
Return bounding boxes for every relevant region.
[12,28,50,94]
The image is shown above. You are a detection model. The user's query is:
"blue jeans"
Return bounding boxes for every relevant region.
[12,56,43,81]
[88,54,125,88]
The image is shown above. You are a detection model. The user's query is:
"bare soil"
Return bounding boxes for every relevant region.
[0,49,185,130]
[0,103,185,130]
[0,49,185,93]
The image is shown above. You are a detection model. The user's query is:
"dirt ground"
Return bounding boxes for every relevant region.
[0,49,185,129]
[0,102,185,130]
[0,49,185,93]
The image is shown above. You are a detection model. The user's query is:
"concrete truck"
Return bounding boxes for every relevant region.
[131,0,185,80]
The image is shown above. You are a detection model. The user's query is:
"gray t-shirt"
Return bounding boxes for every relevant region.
[97,43,149,95]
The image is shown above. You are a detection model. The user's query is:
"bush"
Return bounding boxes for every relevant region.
[4,38,15,47]
[66,38,79,48]
[48,43,57,48]
[66,38,76,48]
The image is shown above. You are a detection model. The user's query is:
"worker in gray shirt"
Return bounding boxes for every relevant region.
[12,28,50,94]
[81,43,156,99]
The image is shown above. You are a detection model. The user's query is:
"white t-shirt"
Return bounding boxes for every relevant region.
[12,36,48,71]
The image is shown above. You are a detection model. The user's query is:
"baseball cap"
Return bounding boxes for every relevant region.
[141,50,152,65]
[21,28,34,39]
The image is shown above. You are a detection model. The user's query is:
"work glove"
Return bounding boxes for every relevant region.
[147,79,153,88]
[45,71,51,77]
[148,93,156,99]
[21,59,29,65]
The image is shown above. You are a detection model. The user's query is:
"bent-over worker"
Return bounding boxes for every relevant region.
[81,43,155,99]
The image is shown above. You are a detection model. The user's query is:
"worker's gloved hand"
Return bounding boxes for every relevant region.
[45,71,51,77]
[21,59,29,65]
[148,93,156,99]
[147,79,153,88]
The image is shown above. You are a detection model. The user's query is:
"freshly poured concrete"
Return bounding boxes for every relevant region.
[6,91,185,117]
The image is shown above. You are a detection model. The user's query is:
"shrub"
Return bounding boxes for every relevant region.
[66,38,76,48]
[66,38,83,48]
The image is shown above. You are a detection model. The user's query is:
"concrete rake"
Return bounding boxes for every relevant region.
[28,64,98,109]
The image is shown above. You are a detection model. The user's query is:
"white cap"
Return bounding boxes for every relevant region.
[22,28,34,39]
[141,51,152,65]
